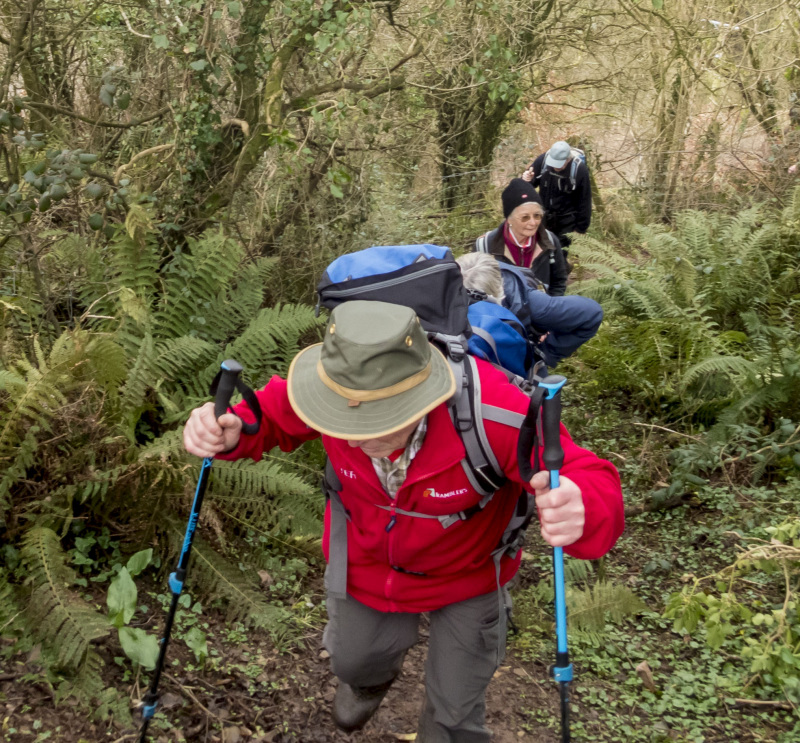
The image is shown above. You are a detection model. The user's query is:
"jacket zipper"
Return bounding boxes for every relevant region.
[385,503,397,603]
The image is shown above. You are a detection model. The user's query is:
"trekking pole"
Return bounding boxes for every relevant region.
[516,374,571,743]
[138,360,261,743]
[541,375,571,743]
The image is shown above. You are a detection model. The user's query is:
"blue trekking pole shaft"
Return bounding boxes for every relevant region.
[139,360,261,743]
[540,374,571,743]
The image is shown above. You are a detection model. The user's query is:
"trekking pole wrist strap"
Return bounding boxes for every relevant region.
[209,359,262,436]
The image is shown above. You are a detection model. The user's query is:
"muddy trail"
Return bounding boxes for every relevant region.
[1,585,566,742]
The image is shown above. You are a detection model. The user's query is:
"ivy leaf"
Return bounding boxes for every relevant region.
[126,549,153,577]
[329,183,344,199]
[184,627,208,662]
[227,1,241,18]
[119,627,159,669]
[153,34,169,49]
[652,0,663,8]
[107,567,137,625]
[189,59,208,72]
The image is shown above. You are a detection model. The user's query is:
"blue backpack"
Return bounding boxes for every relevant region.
[467,300,532,378]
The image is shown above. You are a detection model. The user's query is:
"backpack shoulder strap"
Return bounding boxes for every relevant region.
[475,231,492,254]
[322,459,349,600]
[447,355,506,496]
[569,158,579,190]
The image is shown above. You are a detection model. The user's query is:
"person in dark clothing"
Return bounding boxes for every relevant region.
[522,141,592,247]
[457,252,603,368]
[474,178,569,296]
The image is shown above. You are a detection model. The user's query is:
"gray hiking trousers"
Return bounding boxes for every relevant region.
[322,588,509,742]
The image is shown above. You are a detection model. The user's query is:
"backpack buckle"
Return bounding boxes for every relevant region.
[446,339,466,361]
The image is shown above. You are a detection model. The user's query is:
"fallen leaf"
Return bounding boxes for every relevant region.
[160,692,183,709]
[222,727,241,743]
[258,570,272,585]
[635,660,658,692]
[393,734,417,741]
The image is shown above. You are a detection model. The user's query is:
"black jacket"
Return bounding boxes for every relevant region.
[475,222,568,296]
[531,152,592,236]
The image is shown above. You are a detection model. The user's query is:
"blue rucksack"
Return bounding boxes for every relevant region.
[467,300,532,378]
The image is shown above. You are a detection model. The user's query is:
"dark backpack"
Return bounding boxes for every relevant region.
[316,245,547,599]
[540,147,587,191]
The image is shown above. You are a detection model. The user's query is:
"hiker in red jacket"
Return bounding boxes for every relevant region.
[183,300,624,742]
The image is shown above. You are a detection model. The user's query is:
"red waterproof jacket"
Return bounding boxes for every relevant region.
[219,360,624,613]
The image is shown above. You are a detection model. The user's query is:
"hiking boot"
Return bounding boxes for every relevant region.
[332,678,395,732]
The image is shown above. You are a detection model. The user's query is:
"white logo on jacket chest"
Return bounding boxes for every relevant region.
[422,487,468,499]
[339,469,357,480]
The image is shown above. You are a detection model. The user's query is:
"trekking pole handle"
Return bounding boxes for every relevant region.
[541,375,566,476]
[210,359,262,436]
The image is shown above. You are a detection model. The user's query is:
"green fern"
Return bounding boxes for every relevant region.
[55,650,133,725]
[210,458,323,537]
[221,303,325,382]
[155,232,244,341]
[119,332,155,414]
[0,566,20,631]
[0,356,68,460]
[21,527,110,670]
[567,581,648,633]
[175,530,291,633]
[570,199,799,419]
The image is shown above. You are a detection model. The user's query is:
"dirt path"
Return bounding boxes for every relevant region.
[1,620,562,742]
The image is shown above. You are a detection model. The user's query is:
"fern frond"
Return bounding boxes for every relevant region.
[210,458,323,537]
[570,234,638,273]
[21,527,110,670]
[137,429,186,462]
[153,336,218,393]
[205,256,277,342]
[156,232,244,340]
[219,303,324,383]
[55,650,133,725]
[84,336,129,390]
[682,355,759,390]
[109,226,160,308]
[567,581,648,632]
[0,566,21,630]
[179,531,290,633]
[0,359,68,460]
[0,425,39,523]
[784,184,800,223]
[119,332,155,412]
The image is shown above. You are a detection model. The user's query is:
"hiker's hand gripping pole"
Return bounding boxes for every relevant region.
[541,375,572,743]
[139,360,261,743]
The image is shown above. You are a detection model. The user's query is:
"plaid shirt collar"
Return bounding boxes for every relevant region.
[370,416,428,499]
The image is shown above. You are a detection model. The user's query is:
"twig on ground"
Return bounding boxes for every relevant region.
[164,671,222,721]
[624,492,696,517]
[733,698,794,710]
[632,422,701,440]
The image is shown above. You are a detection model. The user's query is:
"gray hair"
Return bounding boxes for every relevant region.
[456,252,505,304]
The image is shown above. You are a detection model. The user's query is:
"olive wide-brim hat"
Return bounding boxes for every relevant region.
[287,301,456,439]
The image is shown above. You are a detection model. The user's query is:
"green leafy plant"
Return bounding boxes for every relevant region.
[107,548,158,670]
[665,516,800,703]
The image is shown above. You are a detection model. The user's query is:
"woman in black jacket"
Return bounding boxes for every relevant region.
[474,178,569,296]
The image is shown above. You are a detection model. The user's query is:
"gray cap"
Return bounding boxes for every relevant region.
[544,141,571,169]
